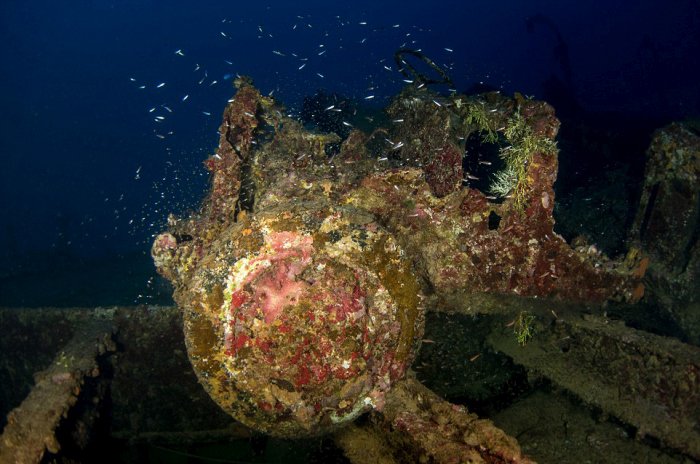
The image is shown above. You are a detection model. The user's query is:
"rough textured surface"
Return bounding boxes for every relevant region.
[377,374,533,464]
[493,389,692,464]
[0,307,97,429]
[488,312,700,460]
[0,306,248,449]
[178,204,424,437]
[2,305,698,462]
[0,318,114,463]
[153,79,424,438]
[109,306,238,437]
[629,122,700,343]
[351,89,643,303]
[334,423,398,464]
[152,78,645,447]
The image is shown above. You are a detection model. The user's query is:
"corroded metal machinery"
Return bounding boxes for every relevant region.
[148,77,653,460]
[2,78,698,464]
[629,122,700,344]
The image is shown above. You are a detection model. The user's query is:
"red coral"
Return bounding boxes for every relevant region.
[424,143,463,197]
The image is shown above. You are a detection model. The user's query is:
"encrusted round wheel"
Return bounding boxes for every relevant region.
[169,204,424,437]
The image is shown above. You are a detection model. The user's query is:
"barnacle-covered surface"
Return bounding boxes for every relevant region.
[4,305,698,463]
[489,310,700,459]
[153,78,425,438]
[0,317,114,463]
[180,205,424,437]
[379,374,534,464]
[351,89,643,304]
[630,122,700,343]
[152,77,645,455]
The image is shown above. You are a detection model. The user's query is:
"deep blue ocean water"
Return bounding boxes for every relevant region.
[1,0,698,306]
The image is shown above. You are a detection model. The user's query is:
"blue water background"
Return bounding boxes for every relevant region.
[0,0,698,305]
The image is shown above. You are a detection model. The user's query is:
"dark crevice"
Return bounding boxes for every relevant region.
[679,191,700,273]
[235,159,256,220]
[488,211,502,230]
[461,131,507,195]
[639,182,659,243]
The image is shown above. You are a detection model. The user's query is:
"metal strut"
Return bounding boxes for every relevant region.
[394,48,454,87]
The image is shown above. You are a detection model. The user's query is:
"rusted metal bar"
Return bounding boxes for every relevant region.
[488,313,700,459]
[0,318,115,463]
[374,374,534,464]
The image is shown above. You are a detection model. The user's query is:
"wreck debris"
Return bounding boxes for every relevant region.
[0,319,115,464]
[375,374,534,464]
[334,423,398,464]
[488,311,700,460]
[394,48,454,87]
[2,301,699,461]
[177,204,425,437]
[629,122,700,344]
[153,79,424,438]
[333,374,536,464]
[355,88,642,303]
[152,76,646,458]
